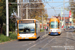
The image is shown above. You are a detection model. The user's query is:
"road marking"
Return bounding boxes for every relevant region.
[22,33,48,47]
[27,36,50,50]
[40,34,48,39]
[65,31,75,50]
[42,37,56,48]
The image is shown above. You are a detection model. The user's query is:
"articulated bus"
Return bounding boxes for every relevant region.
[17,19,40,40]
[49,18,61,35]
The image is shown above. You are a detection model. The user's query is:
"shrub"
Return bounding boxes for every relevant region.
[9,33,17,40]
[0,34,10,42]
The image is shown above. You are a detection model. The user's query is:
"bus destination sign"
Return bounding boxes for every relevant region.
[19,20,34,23]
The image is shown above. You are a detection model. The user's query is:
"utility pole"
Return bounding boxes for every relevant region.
[6,0,9,36]
[26,6,28,19]
[61,8,63,28]
[61,8,62,21]
[17,0,19,18]
[21,0,23,19]
[63,0,65,29]
[72,11,73,26]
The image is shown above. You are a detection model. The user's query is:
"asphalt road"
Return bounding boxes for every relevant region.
[0,29,75,50]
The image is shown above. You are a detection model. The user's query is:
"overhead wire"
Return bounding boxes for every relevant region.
[47,3,57,15]
[45,0,69,16]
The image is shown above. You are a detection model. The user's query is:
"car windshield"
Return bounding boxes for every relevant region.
[50,21,58,28]
[19,23,35,34]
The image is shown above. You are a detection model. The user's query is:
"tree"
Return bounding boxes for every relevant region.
[9,0,17,32]
[0,0,17,34]
[21,0,48,22]
[69,0,75,22]
[0,0,6,34]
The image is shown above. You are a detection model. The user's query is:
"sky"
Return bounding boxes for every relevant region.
[22,0,70,18]
[44,0,70,18]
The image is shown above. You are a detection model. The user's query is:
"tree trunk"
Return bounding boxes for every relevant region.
[0,23,3,34]
[1,26,2,34]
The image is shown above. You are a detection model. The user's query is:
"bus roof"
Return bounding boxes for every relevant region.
[17,19,39,23]
[50,18,58,19]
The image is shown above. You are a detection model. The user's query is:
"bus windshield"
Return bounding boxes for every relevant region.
[19,23,35,34]
[50,21,58,28]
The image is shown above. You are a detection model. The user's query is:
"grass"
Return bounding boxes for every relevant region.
[0,32,17,43]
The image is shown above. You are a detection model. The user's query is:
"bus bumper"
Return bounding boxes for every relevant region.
[50,32,59,35]
[17,37,37,39]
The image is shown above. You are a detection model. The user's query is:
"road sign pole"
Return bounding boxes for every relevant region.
[6,0,9,36]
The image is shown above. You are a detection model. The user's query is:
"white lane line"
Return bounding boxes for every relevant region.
[27,36,50,50]
[42,37,56,48]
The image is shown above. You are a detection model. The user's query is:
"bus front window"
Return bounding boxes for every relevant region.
[50,22,58,28]
[19,23,35,34]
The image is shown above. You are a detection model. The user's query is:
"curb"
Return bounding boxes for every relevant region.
[0,39,17,45]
